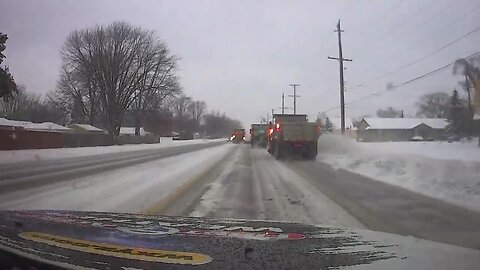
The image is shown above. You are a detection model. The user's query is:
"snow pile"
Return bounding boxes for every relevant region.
[0,138,226,164]
[317,135,480,212]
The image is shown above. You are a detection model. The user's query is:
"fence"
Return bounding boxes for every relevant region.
[0,128,161,150]
[0,129,64,150]
[116,135,160,145]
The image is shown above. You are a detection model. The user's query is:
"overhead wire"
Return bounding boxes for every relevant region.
[378,5,480,68]
[350,23,480,89]
[320,50,480,113]
[349,0,457,70]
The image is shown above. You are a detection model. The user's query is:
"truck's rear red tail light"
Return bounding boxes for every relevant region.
[276,123,280,132]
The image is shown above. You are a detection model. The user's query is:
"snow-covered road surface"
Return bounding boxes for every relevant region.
[1,142,480,250]
[0,141,225,194]
[190,147,364,228]
[0,138,226,165]
[0,144,235,212]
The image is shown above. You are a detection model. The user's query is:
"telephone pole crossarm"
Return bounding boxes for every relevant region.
[289,84,301,115]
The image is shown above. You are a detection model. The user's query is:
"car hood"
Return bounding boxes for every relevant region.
[0,210,478,269]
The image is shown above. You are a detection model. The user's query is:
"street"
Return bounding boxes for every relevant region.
[1,142,480,250]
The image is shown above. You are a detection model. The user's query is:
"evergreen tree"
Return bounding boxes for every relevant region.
[0,33,18,101]
[325,117,333,132]
[447,89,463,136]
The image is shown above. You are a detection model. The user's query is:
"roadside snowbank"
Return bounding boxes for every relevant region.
[0,138,226,164]
[317,135,480,212]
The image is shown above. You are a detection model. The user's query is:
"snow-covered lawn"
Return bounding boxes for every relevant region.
[317,135,480,212]
[0,138,226,164]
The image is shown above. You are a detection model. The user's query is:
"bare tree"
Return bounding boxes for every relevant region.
[131,50,181,135]
[189,100,207,121]
[453,58,480,137]
[59,22,180,136]
[416,92,450,118]
[377,107,402,118]
[0,86,67,124]
[172,94,192,119]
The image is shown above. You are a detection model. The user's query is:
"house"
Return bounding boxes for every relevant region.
[0,118,72,150]
[357,118,448,142]
[68,124,105,133]
[25,122,73,133]
[119,127,150,136]
[0,118,72,133]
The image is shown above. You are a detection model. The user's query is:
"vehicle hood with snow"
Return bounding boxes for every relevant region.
[0,210,478,269]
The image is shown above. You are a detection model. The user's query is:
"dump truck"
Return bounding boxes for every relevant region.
[267,114,320,160]
[250,123,268,148]
[230,128,246,144]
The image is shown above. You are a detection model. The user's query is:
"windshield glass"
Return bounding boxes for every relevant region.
[1,0,480,268]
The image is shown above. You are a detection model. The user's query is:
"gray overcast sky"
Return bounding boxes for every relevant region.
[1,0,479,126]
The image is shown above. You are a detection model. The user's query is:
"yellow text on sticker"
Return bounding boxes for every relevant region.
[19,232,212,265]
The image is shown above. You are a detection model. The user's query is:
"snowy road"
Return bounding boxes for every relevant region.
[1,143,480,250]
[0,141,225,194]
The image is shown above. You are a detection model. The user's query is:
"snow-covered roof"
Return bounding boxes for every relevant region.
[120,127,147,136]
[363,118,448,130]
[0,118,72,132]
[26,122,72,132]
[0,118,30,128]
[69,124,104,132]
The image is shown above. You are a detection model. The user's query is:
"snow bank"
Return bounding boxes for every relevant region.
[0,138,226,164]
[317,135,480,212]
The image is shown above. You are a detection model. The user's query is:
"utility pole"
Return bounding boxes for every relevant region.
[271,109,275,120]
[465,74,473,138]
[328,19,352,135]
[279,93,292,115]
[289,84,300,115]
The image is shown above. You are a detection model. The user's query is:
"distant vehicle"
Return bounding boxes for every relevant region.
[447,135,461,142]
[173,130,194,140]
[410,136,424,141]
[250,123,268,148]
[267,114,320,160]
[230,129,246,143]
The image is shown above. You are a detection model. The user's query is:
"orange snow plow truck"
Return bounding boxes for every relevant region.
[267,114,320,160]
[230,128,246,144]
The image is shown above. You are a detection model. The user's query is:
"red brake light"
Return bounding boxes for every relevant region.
[275,123,280,132]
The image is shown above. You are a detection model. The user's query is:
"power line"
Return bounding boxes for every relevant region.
[347,0,406,55]
[352,24,480,89]
[350,0,456,61]
[357,4,480,78]
[321,50,480,113]
[343,0,405,31]
[379,5,480,67]
[384,0,456,41]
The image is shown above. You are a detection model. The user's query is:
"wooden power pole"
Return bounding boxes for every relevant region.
[289,84,300,115]
[328,19,352,135]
